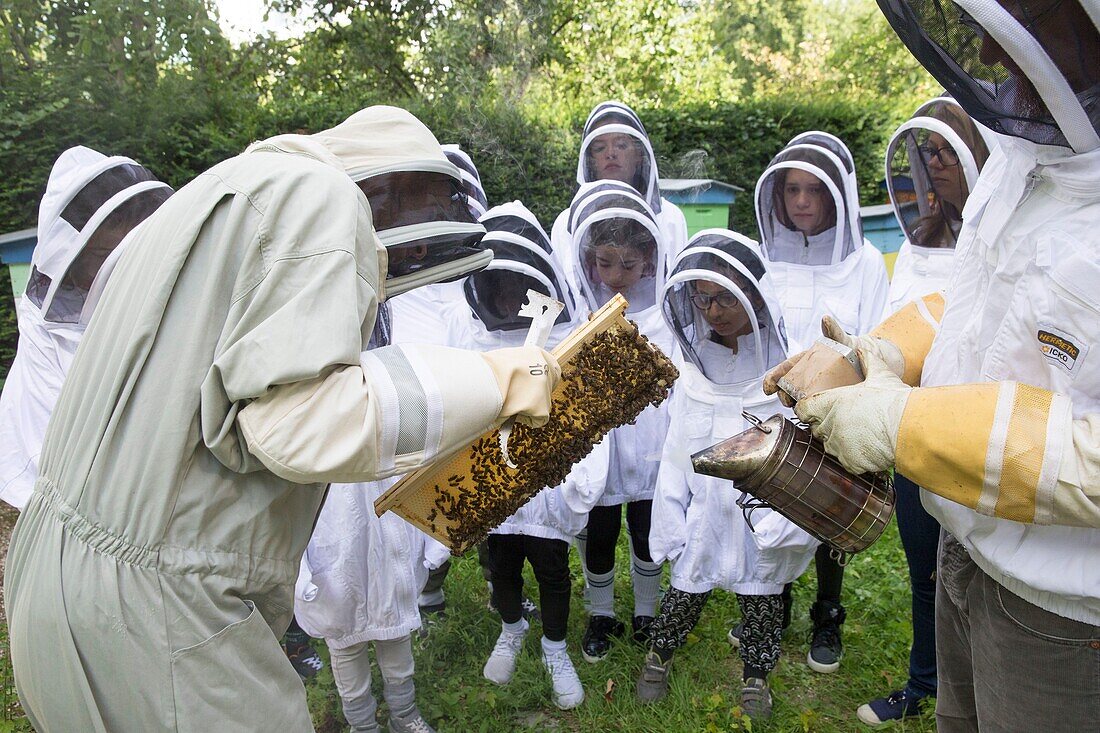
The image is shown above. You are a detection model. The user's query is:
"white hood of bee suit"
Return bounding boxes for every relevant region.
[246,106,491,299]
[1,145,172,509]
[569,180,666,315]
[577,101,664,214]
[442,144,489,219]
[755,143,862,267]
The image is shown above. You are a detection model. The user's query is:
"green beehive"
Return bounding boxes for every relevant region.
[0,228,35,299]
[658,179,743,238]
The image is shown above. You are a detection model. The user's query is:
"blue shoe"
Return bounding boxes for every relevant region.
[856,688,929,726]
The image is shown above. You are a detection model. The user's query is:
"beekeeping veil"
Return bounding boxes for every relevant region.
[876,0,1100,153]
[754,145,858,266]
[24,146,173,326]
[662,229,787,385]
[577,101,663,214]
[886,96,999,248]
[787,131,861,217]
[570,180,664,314]
[271,106,490,298]
[465,201,577,332]
[442,144,489,219]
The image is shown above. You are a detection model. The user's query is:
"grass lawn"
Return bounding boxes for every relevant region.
[0,504,936,732]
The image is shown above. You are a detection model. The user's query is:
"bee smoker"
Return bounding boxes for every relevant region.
[692,412,895,558]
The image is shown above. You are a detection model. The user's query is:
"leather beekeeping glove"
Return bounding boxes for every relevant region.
[795,349,912,475]
[481,346,562,428]
[764,293,945,406]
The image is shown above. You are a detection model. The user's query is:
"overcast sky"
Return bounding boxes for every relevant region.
[213,0,308,43]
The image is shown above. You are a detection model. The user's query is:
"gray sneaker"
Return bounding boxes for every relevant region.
[388,705,435,733]
[741,677,773,721]
[635,651,671,703]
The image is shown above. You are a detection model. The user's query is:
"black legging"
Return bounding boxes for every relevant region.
[585,500,653,574]
[485,533,571,641]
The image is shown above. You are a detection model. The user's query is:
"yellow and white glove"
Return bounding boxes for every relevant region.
[481,346,562,428]
[794,349,911,475]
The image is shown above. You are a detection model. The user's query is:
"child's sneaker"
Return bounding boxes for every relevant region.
[483,621,529,684]
[635,650,671,703]
[807,600,845,673]
[727,623,743,649]
[284,639,324,681]
[856,687,929,726]
[542,646,585,709]
[740,677,773,721]
[581,615,625,663]
[387,705,435,733]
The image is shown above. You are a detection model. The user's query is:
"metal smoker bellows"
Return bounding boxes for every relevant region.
[691,413,895,557]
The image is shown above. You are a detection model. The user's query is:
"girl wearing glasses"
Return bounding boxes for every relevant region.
[636,230,817,721]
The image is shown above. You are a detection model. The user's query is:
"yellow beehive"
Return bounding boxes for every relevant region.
[374,294,678,554]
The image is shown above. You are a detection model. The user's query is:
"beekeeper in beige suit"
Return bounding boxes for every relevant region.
[4,105,559,732]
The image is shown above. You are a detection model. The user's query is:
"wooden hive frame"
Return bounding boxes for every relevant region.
[374,294,674,553]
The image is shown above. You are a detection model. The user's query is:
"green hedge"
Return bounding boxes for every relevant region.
[0,93,904,383]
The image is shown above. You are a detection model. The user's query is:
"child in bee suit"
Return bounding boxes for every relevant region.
[753,140,889,673]
[566,180,677,662]
[0,146,172,510]
[638,229,818,720]
[444,201,609,709]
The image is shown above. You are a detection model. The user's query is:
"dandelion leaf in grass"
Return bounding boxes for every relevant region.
[375,294,678,553]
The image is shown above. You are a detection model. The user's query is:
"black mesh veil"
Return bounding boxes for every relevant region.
[876,0,1100,152]
[45,182,172,323]
[886,97,992,248]
[465,203,575,331]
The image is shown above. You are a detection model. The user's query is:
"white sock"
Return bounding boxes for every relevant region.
[541,636,567,655]
[503,617,528,636]
[418,588,444,608]
[585,568,616,617]
[631,557,662,617]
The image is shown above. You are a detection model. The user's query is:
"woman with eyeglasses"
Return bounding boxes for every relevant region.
[884,97,998,315]
[637,230,817,721]
[854,96,998,727]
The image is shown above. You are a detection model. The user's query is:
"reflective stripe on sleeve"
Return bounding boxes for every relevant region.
[897,381,1061,524]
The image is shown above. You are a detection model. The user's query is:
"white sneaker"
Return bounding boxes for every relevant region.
[483,622,528,685]
[542,647,585,710]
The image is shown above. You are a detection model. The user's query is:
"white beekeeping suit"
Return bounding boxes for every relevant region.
[651,229,818,594]
[754,143,889,351]
[883,96,999,315]
[551,101,689,287]
[447,201,609,539]
[0,146,172,509]
[784,4,1100,727]
[5,106,559,733]
[570,180,675,506]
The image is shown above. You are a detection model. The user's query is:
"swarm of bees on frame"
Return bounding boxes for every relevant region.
[427,322,679,553]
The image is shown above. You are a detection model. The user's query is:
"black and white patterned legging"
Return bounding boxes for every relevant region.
[649,588,784,674]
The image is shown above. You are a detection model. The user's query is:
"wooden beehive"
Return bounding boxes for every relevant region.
[374,294,678,554]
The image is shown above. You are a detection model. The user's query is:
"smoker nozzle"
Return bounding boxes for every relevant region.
[690,413,782,483]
